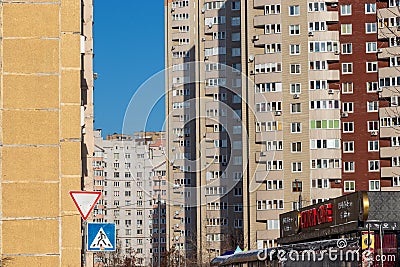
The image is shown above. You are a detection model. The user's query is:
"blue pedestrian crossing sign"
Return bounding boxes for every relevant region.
[87,223,116,251]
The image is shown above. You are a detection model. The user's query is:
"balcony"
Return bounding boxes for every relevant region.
[380,146,400,158]
[254,169,283,183]
[308,11,338,23]
[254,15,281,28]
[253,34,281,47]
[381,166,400,178]
[309,69,340,81]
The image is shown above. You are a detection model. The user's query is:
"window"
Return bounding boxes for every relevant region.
[231,32,240,41]
[291,122,302,133]
[343,102,354,113]
[392,137,400,146]
[367,101,379,112]
[292,162,302,172]
[291,103,301,113]
[344,181,355,192]
[267,160,283,171]
[342,63,353,74]
[310,120,340,129]
[265,43,281,53]
[309,21,326,32]
[266,141,283,151]
[366,23,377,33]
[234,219,243,228]
[267,220,280,230]
[290,64,301,74]
[234,187,243,196]
[309,41,339,53]
[393,177,400,187]
[365,3,376,13]
[231,1,240,10]
[341,24,352,35]
[265,24,281,34]
[265,4,281,15]
[369,180,380,191]
[291,142,302,152]
[267,180,283,190]
[309,2,325,12]
[344,162,355,172]
[341,4,351,15]
[367,121,379,132]
[366,62,378,72]
[290,44,300,55]
[289,5,300,16]
[367,82,379,92]
[312,179,329,189]
[234,204,243,212]
[231,17,240,26]
[368,160,380,172]
[368,140,379,151]
[290,83,301,94]
[342,43,352,54]
[213,32,226,40]
[366,42,377,53]
[292,181,303,192]
[343,141,354,153]
[342,82,353,94]
[232,48,241,56]
[310,80,327,90]
[289,25,300,35]
[310,139,340,149]
[343,122,354,133]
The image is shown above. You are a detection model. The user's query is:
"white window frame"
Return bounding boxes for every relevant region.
[344,181,355,192]
[369,180,380,191]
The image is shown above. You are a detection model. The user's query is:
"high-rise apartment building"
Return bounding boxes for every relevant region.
[0,0,93,266]
[165,0,400,264]
[92,131,167,266]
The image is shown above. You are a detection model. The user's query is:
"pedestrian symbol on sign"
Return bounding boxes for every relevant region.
[87,223,116,251]
[90,227,113,250]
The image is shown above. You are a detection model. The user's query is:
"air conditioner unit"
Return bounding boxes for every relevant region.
[293,94,299,99]
[201,7,206,13]
[250,70,255,75]
[171,7,176,12]
[331,3,338,7]
[171,46,175,51]
[201,37,206,42]
[328,89,334,94]
[222,162,227,166]
[377,48,383,53]
[260,151,267,157]
[377,87,383,92]
[341,112,348,118]
[208,23,213,29]
[334,50,340,55]
[335,179,341,184]
[175,211,179,215]
[185,133,190,137]
[308,31,314,36]
[253,35,259,41]
[274,111,282,116]
[204,56,209,61]
[248,55,255,62]
[175,224,179,228]
[371,131,378,136]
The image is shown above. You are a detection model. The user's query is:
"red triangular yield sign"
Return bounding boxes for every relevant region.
[69,191,102,220]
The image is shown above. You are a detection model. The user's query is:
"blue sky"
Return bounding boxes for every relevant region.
[94,1,165,136]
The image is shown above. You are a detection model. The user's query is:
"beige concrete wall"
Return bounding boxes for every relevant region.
[0,0,91,266]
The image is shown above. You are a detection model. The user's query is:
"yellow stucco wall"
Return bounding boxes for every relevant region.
[1,0,87,266]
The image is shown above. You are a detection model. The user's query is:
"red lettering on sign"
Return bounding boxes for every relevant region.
[300,203,333,229]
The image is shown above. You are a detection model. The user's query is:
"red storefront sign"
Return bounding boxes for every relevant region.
[300,203,333,229]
